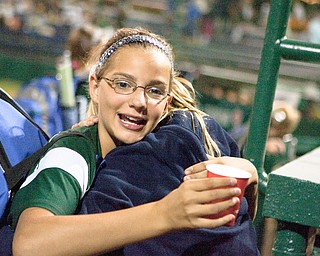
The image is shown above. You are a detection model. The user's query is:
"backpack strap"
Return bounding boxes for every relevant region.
[0,88,50,175]
[4,131,96,191]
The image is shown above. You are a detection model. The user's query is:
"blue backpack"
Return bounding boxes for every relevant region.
[0,88,50,217]
[0,88,93,255]
[0,88,50,255]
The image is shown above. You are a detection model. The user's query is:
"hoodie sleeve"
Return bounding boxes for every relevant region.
[79,124,208,214]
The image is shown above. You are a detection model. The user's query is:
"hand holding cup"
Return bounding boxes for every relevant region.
[206,164,252,226]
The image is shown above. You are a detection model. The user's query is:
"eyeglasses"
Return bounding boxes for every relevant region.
[100,77,170,102]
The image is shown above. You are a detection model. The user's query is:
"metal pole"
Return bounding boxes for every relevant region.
[243,0,293,247]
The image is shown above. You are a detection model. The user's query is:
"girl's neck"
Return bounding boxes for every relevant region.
[98,126,117,158]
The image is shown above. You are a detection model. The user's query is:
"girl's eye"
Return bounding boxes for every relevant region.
[115,80,132,90]
[147,87,166,97]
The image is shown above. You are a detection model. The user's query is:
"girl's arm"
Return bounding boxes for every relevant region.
[71,115,99,129]
[13,177,240,256]
[300,0,320,4]
[184,156,258,221]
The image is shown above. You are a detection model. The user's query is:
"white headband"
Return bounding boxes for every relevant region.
[93,34,174,75]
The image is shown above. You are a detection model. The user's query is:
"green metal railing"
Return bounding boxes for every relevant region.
[243,0,320,253]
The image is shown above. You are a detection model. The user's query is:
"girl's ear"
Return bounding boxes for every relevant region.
[165,95,173,110]
[163,95,172,114]
[89,74,99,104]
[159,95,173,122]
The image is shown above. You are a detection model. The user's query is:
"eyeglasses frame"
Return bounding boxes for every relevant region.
[99,76,171,102]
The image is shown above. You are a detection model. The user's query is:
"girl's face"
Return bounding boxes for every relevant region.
[90,46,172,156]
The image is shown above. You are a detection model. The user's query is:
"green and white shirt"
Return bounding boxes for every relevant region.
[9,125,101,228]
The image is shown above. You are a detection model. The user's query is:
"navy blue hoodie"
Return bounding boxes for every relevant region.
[79,111,259,255]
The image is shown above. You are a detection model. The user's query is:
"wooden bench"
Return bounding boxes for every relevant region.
[262,147,320,255]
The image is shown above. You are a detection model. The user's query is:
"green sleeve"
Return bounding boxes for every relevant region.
[8,135,97,229]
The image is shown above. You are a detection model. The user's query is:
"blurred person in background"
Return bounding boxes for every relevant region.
[307,6,320,43]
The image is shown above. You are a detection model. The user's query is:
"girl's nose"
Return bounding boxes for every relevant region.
[128,87,148,109]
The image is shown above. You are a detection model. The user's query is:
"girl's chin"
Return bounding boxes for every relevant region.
[118,134,144,145]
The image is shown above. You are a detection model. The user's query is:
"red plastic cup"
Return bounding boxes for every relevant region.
[206,164,252,226]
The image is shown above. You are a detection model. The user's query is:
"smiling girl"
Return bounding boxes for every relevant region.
[5,28,251,256]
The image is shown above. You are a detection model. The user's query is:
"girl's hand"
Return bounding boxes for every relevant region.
[300,0,320,4]
[184,156,257,182]
[72,115,99,129]
[184,157,258,221]
[156,177,242,230]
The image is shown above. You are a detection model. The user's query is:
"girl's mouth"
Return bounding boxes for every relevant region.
[118,114,147,127]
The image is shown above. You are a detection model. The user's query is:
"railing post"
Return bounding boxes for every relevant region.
[273,221,309,256]
[243,0,293,247]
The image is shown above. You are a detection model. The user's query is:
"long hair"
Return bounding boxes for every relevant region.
[169,77,221,156]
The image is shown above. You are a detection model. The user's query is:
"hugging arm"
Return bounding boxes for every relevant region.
[79,125,259,255]
[13,178,239,256]
[80,125,241,215]
[80,125,210,212]
[13,126,240,256]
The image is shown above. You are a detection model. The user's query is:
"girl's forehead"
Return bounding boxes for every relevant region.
[94,34,174,75]
[106,46,172,71]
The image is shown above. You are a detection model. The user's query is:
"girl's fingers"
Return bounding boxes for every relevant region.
[184,177,237,191]
[161,178,241,230]
[196,214,236,229]
[183,170,207,181]
[184,158,227,175]
[71,116,99,129]
[185,197,240,229]
[197,197,240,216]
[89,116,99,123]
[194,187,241,205]
[185,157,258,186]
[181,178,241,205]
[185,161,208,175]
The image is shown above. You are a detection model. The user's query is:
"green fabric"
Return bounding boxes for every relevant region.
[9,125,101,228]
